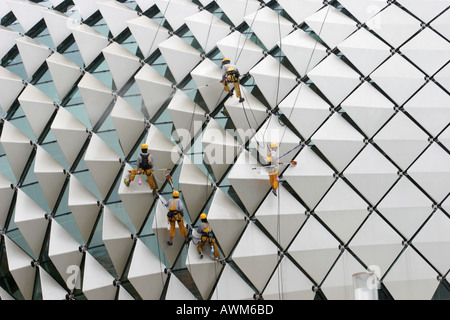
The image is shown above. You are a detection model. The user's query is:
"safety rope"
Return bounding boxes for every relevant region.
[278,4,331,148]
[203,0,217,54]
[152,194,168,290]
[145,0,172,58]
[235,2,262,64]
[233,0,249,62]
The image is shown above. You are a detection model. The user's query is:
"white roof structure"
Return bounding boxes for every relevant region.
[0,0,449,301]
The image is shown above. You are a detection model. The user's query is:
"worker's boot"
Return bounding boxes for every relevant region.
[124,179,130,187]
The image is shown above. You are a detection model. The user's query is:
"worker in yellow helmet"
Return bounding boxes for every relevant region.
[196,213,220,260]
[124,143,157,192]
[165,190,189,245]
[221,58,244,103]
[266,142,279,196]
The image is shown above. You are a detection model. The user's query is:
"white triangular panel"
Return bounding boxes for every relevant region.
[155,0,199,31]
[158,35,202,84]
[232,221,279,292]
[263,256,315,300]
[278,83,331,140]
[110,96,145,157]
[216,30,265,76]
[336,0,387,24]
[279,29,328,77]
[71,24,110,67]
[6,0,43,33]
[46,52,82,101]
[16,36,51,79]
[343,144,399,206]
[134,63,174,120]
[102,42,141,91]
[377,177,433,240]
[277,0,324,25]
[18,84,55,139]
[102,206,134,278]
[128,239,168,300]
[4,235,35,300]
[14,189,49,259]
[340,81,395,139]
[208,188,247,257]
[190,58,228,113]
[68,175,100,244]
[48,219,83,291]
[51,107,89,168]
[320,251,367,300]
[304,5,357,49]
[337,27,391,76]
[383,247,440,300]
[373,111,429,170]
[311,112,365,172]
[84,133,121,199]
[184,10,230,54]
[146,124,179,182]
[314,179,369,244]
[224,87,268,144]
[33,145,66,212]
[412,209,450,275]
[0,120,34,181]
[82,251,116,300]
[408,143,450,203]
[255,186,307,250]
[307,53,362,107]
[167,90,206,150]
[42,8,75,48]
[152,199,184,267]
[0,66,24,115]
[348,212,404,277]
[77,72,113,128]
[0,26,20,62]
[215,0,260,27]
[118,162,153,233]
[39,268,68,300]
[243,6,293,51]
[165,273,197,300]
[97,0,138,38]
[249,55,298,109]
[283,146,336,210]
[403,81,450,137]
[228,150,270,215]
[185,240,223,300]
[179,157,214,222]
[288,216,341,284]
[211,264,255,300]
[0,174,14,229]
[202,118,239,182]
[127,15,169,59]
[400,27,450,77]
[366,3,421,48]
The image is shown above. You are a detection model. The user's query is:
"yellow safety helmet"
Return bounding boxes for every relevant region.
[141,143,148,150]
[200,213,207,220]
[172,190,179,198]
[222,57,230,64]
[226,66,235,73]
[270,142,278,148]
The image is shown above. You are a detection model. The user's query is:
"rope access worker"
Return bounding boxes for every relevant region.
[196,213,221,260]
[165,190,189,245]
[221,58,244,103]
[266,142,280,196]
[124,143,157,192]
